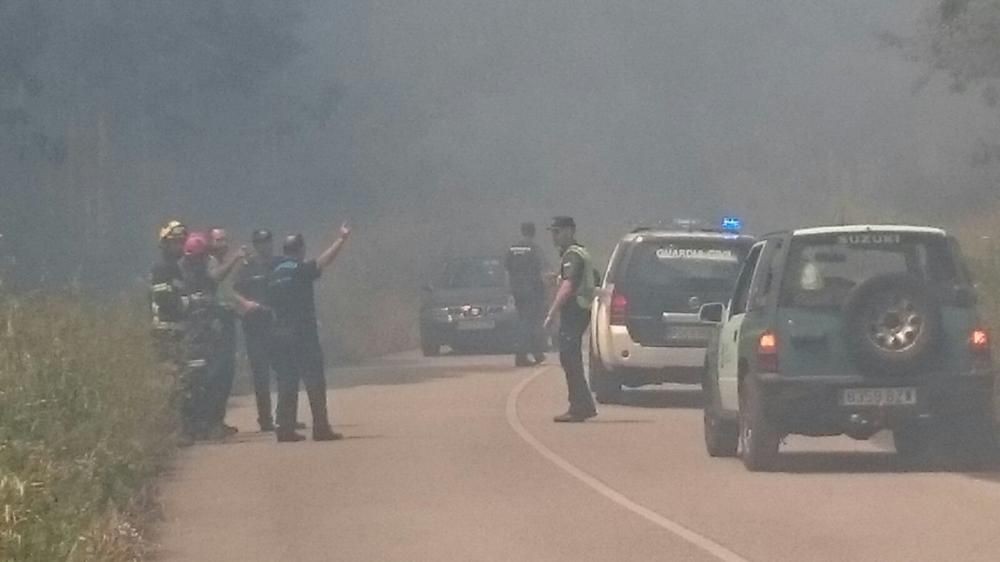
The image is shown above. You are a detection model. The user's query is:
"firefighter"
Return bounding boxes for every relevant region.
[150,221,189,366]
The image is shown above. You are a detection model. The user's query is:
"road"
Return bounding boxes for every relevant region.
[157,352,1000,561]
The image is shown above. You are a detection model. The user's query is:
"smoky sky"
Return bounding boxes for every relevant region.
[296,0,992,251]
[3,0,995,286]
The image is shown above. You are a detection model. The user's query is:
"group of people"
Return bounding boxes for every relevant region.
[506,216,599,423]
[149,219,352,445]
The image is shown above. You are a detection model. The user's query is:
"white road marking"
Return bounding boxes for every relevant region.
[506,367,751,562]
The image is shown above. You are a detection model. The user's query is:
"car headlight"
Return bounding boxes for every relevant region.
[429,307,452,322]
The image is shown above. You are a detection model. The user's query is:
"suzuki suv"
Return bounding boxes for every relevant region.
[589,228,755,403]
[700,225,995,471]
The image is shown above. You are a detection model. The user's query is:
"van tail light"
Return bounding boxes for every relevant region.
[970,327,992,370]
[610,290,629,326]
[757,331,778,372]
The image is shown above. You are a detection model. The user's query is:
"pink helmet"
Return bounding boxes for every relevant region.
[183,232,210,257]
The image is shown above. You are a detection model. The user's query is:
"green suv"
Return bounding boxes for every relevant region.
[700,225,995,471]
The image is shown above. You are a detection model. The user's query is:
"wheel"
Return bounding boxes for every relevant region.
[703,366,738,457]
[704,411,739,457]
[420,334,440,357]
[589,349,622,404]
[739,376,780,471]
[893,425,933,463]
[842,274,942,376]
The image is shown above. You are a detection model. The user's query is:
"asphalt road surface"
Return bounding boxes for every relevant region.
[157,352,1000,561]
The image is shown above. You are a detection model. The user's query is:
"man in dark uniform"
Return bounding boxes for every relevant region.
[233,228,280,431]
[150,220,189,365]
[543,216,598,423]
[267,223,352,442]
[505,222,547,367]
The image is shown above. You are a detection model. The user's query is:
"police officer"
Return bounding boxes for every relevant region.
[150,220,189,365]
[233,228,280,431]
[543,216,598,422]
[267,223,352,442]
[505,222,547,367]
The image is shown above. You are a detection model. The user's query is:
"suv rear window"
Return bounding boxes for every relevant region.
[781,232,960,308]
[625,238,751,290]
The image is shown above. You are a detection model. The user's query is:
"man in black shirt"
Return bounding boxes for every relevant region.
[268,223,352,442]
[505,222,547,367]
[234,228,280,431]
[544,216,598,423]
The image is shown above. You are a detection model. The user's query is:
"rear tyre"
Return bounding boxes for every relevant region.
[420,334,441,357]
[739,376,780,471]
[704,411,739,457]
[703,365,738,457]
[589,349,622,404]
[893,425,933,464]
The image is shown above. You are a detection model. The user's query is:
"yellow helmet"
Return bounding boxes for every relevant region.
[159,220,188,243]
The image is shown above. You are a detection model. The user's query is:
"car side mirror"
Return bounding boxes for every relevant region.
[422,283,434,293]
[699,303,725,323]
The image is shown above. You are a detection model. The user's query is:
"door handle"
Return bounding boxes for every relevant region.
[733,330,739,342]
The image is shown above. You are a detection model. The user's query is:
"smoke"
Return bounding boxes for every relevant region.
[3,0,997,350]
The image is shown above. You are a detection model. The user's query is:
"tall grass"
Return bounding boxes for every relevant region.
[0,293,175,561]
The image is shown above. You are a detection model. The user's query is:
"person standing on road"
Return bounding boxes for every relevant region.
[233,228,280,432]
[543,216,598,423]
[267,223,353,442]
[205,227,242,436]
[150,220,189,365]
[505,222,548,367]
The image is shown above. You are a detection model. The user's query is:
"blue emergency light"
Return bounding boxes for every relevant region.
[721,216,743,233]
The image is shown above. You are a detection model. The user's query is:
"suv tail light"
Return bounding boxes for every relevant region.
[610,290,629,326]
[757,331,778,372]
[971,327,991,362]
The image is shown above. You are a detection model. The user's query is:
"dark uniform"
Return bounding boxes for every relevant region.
[267,256,334,439]
[150,257,187,364]
[179,258,226,438]
[234,253,278,430]
[552,218,598,420]
[505,234,547,366]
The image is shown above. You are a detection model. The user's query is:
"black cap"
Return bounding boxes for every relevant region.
[283,233,305,254]
[548,216,576,230]
[251,228,273,243]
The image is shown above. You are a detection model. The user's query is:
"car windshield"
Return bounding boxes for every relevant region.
[781,232,960,308]
[626,239,750,289]
[442,257,506,289]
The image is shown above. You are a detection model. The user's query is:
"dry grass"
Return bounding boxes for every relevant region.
[0,293,176,561]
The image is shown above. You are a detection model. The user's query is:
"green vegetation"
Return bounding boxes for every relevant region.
[0,293,175,562]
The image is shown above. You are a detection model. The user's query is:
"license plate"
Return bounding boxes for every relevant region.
[840,388,917,407]
[457,319,496,331]
[665,326,709,341]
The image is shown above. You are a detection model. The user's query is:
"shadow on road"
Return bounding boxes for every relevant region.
[612,388,703,410]
[771,450,1000,475]
[331,363,515,390]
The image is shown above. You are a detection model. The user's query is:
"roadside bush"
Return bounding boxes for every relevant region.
[0,293,175,561]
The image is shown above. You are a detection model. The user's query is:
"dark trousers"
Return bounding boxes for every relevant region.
[272,334,331,433]
[206,312,237,426]
[559,305,596,415]
[514,294,546,360]
[243,315,274,427]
